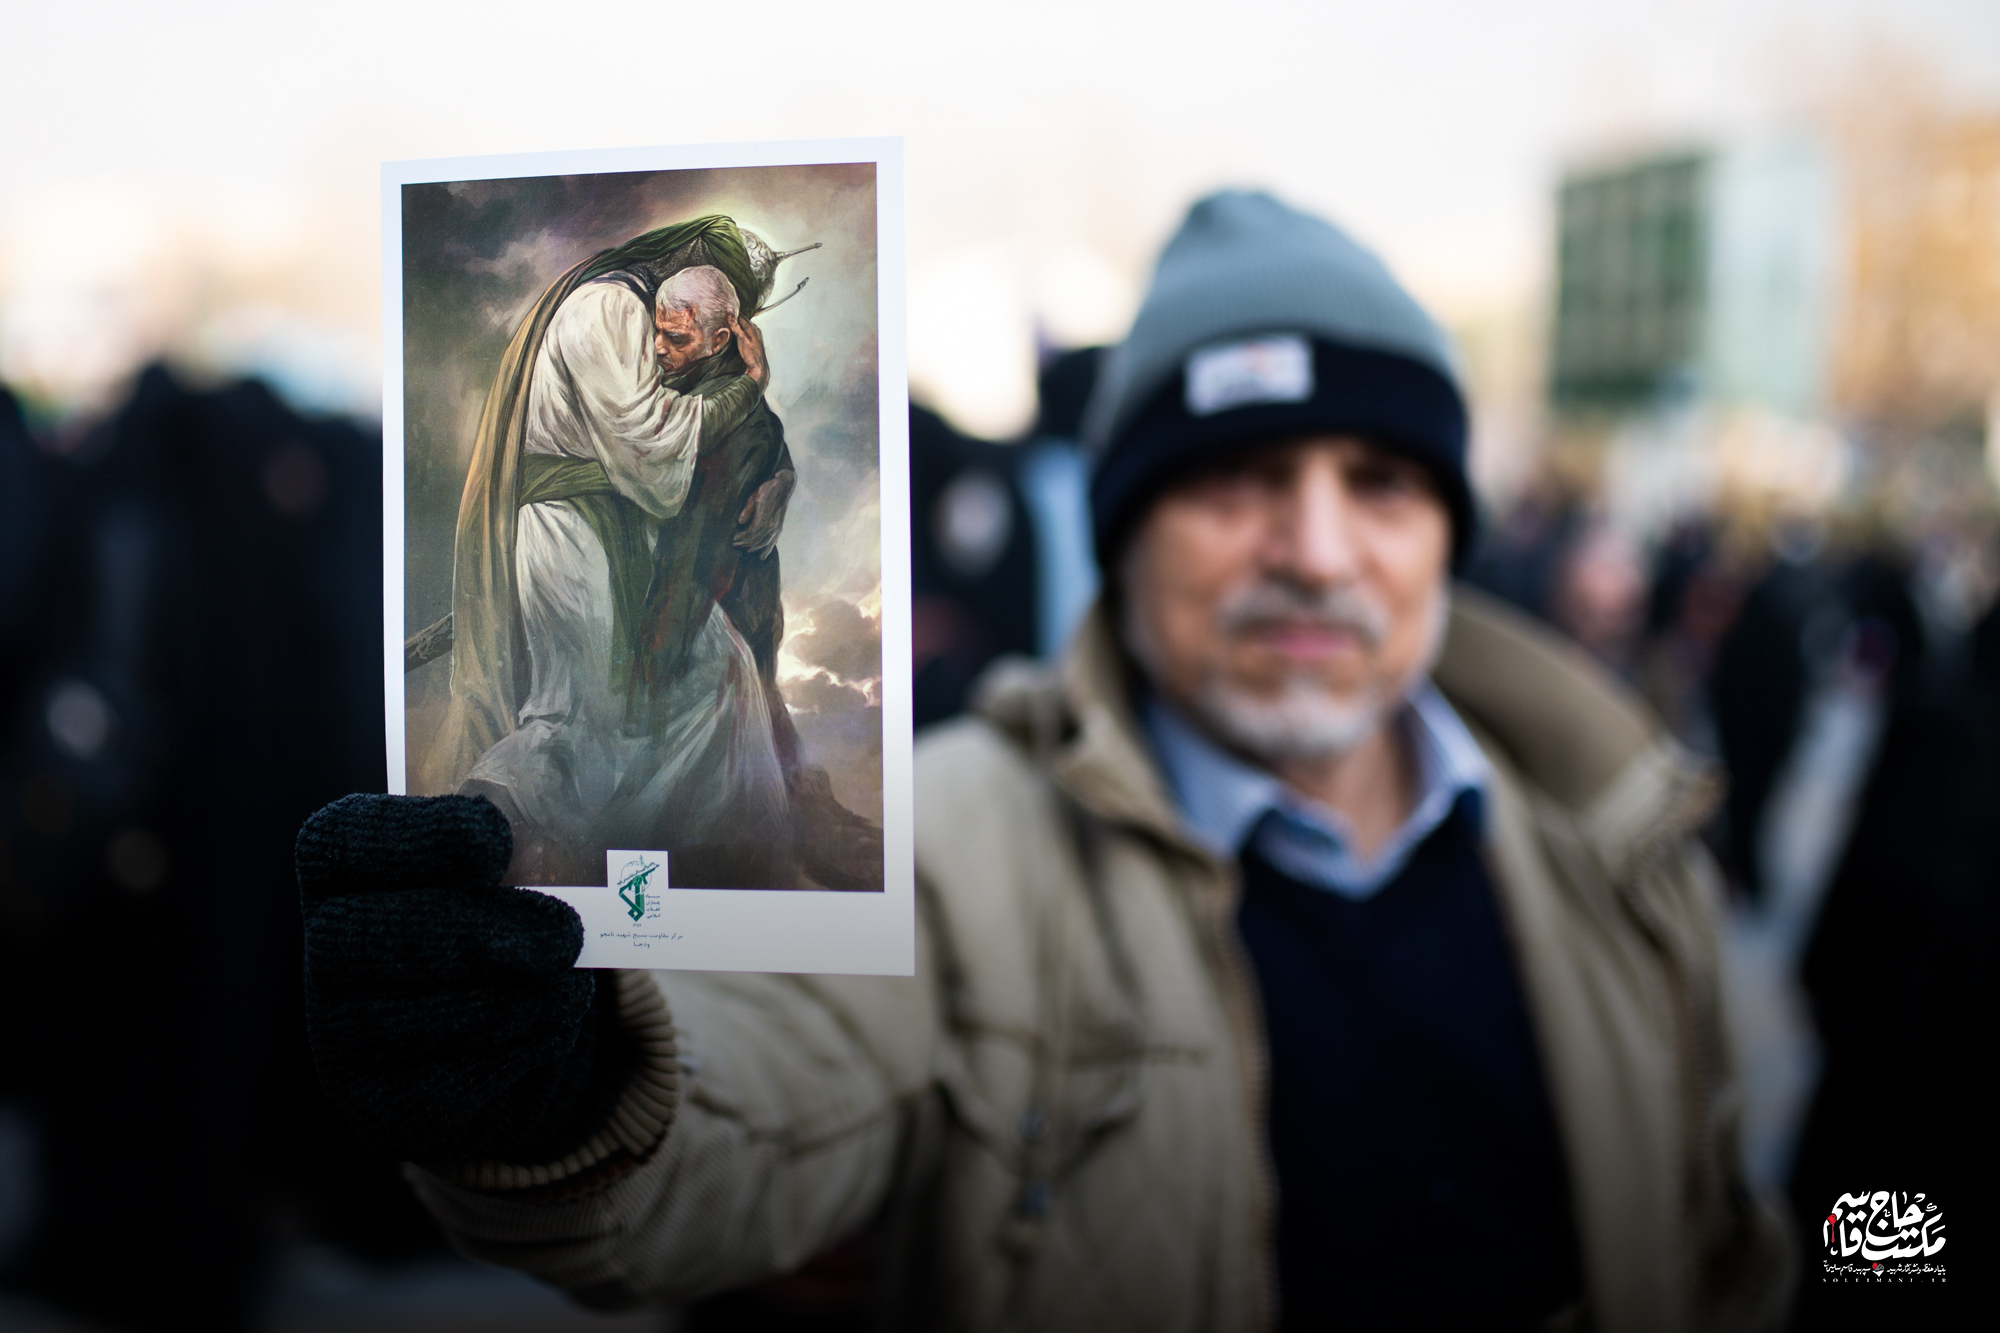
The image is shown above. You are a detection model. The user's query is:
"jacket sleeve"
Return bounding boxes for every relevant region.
[405,940,939,1309]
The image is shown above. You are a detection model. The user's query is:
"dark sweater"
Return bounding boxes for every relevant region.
[1236,793,1581,1330]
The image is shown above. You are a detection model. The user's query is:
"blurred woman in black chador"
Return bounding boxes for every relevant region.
[1785,583,1995,1321]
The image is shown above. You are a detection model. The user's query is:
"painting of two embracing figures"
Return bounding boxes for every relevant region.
[406,207,884,892]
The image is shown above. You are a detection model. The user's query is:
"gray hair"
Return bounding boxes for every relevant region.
[656,264,740,341]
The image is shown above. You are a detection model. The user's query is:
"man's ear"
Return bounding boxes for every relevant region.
[713,323,734,355]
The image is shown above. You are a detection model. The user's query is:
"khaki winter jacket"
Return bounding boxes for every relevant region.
[412,588,1792,1331]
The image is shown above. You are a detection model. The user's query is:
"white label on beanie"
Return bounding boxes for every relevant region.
[1185,335,1313,416]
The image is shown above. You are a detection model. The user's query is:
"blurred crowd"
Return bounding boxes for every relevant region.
[1462,477,1995,1304]
[1,335,1993,1327]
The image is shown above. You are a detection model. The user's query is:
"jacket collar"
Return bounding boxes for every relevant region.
[1430,585,1716,875]
[1049,605,1197,852]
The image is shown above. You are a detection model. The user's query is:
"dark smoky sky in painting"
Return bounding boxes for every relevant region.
[400,162,884,821]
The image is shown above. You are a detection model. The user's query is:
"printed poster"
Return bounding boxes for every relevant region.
[382,139,911,974]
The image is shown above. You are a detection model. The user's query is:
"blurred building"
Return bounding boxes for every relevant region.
[1551,104,2000,514]
[1552,138,1838,420]
[1834,104,2000,438]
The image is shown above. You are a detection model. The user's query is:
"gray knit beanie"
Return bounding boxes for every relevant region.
[1085,190,1473,567]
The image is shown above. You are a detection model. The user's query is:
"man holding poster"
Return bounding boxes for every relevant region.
[311,179,1789,1329]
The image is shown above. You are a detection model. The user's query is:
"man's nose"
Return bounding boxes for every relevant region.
[1270,456,1359,588]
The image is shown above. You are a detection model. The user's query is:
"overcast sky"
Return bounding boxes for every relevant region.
[5,0,1998,434]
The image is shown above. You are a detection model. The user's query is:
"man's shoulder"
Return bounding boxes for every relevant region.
[1436,586,1669,810]
[915,709,1053,818]
[1438,586,1717,869]
[914,700,1071,874]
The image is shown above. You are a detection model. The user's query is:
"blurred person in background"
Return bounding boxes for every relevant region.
[1463,474,1583,624]
[909,404,1041,729]
[1775,534,1990,1322]
[0,369,442,1330]
[1018,345,1108,662]
[1550,520,1649,673]
[295,190,1790,1331]
[1703,524,1830,905]
[1704,526,1928,906]
[1631,520,1747,759]
[909,346,1107,732]
[1784,579,1996,1322]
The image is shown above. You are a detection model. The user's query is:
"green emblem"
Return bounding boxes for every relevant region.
[616,857,658,921]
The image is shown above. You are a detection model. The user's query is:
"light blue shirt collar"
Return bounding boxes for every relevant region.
[1146,682,1490,900]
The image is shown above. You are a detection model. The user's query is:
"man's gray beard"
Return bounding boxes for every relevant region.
[1124,578,1451,766]
[1192,671,1391,764]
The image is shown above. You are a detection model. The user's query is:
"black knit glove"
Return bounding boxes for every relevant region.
[298,793,634,1164]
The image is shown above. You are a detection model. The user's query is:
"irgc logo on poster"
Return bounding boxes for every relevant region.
[615,855,663,924]
[1821,1191,1946,1282]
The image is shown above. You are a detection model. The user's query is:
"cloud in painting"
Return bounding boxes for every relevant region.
[781,656,884,822]
[785,596,882,686]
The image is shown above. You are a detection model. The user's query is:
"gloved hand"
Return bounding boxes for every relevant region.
[298,792,634,1164]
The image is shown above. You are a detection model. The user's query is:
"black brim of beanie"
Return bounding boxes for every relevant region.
[1090,336,1475,571]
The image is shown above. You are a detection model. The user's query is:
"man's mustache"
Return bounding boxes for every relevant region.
[1213,581,1389,648]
